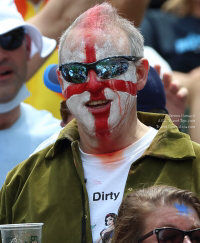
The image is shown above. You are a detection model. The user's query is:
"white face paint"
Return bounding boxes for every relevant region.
[66,92,95,134]
[105,90,136,134]
[60,28,138,137]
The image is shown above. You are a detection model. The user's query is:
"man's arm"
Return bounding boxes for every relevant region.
[0,184,14,224]
[28,0,105,40]
[26,0,104,80]
[109,0,150,27]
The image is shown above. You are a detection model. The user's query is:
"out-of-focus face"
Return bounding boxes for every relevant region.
[141,204,200,243]
[57,27,138,138]
[0,33,30,103]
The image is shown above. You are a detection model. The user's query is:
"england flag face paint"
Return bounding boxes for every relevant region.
[60,28,138,138]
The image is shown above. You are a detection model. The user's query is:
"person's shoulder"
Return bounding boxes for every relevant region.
[21,102,61,131]
[4,144,49,189]
[3,122,77,196]
[29,118,79,157]
[30,132,59,156]
[21,102,59,121]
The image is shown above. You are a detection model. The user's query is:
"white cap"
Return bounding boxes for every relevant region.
[0,0,56,58]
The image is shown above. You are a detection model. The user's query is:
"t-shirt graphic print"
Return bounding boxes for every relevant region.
[80,127,158,242]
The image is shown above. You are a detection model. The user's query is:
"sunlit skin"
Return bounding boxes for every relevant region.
[141,205,200,243]
[57,27,149,154]
[109,0,150,27]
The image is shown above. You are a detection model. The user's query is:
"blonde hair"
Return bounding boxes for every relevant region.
[161,0,192,17]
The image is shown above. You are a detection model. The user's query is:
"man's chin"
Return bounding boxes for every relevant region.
[0,92,18,104]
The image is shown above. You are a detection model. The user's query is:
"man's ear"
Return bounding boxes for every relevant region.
[136,58,149,91]
[25,34,31,60]
[56,68,67,98]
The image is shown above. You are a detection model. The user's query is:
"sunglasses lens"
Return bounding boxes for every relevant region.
[61,64,87,84]
[158,229,183,243]
[191,230,200,243]
[96,58,129,79]
[0,27,25,50]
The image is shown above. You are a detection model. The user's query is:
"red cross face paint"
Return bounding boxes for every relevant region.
[60,29,138,138]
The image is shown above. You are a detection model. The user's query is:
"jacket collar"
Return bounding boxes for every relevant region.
[46,112,196,160]
[137,112,196,160]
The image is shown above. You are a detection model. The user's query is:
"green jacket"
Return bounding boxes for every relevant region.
[1,112,200,243]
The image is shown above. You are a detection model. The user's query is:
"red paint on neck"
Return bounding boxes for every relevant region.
[93,149,124,166]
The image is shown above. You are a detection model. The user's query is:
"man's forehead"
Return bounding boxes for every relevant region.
[60,27,131,63]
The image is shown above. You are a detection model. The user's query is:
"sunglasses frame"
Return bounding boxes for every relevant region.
[138,227,200,243]
[59,55,142,83]
[0,27,25,51]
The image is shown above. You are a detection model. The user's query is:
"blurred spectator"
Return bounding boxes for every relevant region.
[15,0,64,119]
[0,0,61,186]
[141,0,200,73]
[140,0,200,143]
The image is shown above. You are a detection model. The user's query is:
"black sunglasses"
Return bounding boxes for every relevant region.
[59,55,142,84]
[138,227,200,243]
[0,27,25,51]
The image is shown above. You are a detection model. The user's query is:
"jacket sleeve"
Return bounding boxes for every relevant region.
[0,183,15,224]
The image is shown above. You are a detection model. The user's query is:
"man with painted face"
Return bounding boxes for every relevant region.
[1,3,200,243]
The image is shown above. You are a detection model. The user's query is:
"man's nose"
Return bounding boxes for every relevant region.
[0,46,8,62]
[183,235,192,243]
[85,69,104,92]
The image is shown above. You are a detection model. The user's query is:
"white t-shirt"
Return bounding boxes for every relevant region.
[0,102,61,187]
[79,127,158,243]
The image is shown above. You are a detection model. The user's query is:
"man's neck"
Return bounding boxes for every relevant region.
[0,105,21,130]
[79,117,150,154]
